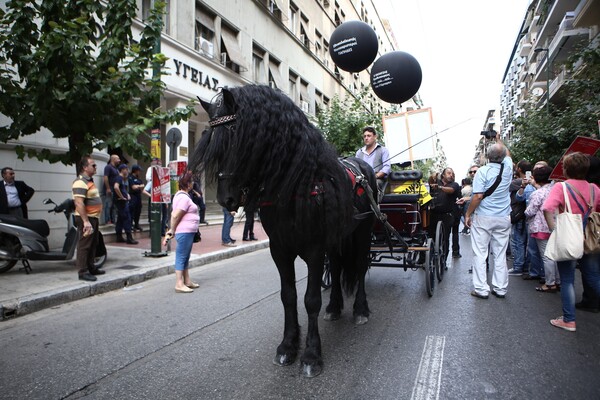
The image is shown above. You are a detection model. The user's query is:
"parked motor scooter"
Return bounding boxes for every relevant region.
[0,198,107,274]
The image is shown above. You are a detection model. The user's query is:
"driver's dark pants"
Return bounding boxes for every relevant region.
[429,211,453,262]
[75,216,100,274]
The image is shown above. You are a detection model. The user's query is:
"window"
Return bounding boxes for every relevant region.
[252,46,265,83]
[220,25,247,73]
[289,71,298,102]
[195,7,215,58]
[268,58,284,89]
[289,2,298,34]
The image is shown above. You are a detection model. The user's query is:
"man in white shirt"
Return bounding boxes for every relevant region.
[0,167,35,218]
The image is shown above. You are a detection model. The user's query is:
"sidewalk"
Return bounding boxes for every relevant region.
[0,217,268,321]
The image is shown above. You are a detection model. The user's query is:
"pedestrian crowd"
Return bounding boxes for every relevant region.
[430,133,600,333]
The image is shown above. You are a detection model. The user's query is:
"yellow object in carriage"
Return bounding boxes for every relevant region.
[387,171,432,206]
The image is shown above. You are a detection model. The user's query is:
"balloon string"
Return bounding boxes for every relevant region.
[372,117,475,169]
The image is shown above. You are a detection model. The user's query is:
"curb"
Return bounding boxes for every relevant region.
[0,240,269,321]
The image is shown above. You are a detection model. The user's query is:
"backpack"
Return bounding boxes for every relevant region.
[509,184,526,224]
[565,183,600,254]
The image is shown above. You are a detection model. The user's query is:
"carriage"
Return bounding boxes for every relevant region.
[322,169,446,297]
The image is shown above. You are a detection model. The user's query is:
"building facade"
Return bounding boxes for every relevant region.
[1,0,415,246]
[500,0,600,141]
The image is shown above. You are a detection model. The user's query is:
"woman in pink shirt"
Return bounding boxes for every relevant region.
[542,152,600,332]
[163,171,200,293]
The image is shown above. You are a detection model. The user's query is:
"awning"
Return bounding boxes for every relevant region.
[268,62,284,89]
[195,11,214,32]
[300,83,309,101]
[221,29,247,69]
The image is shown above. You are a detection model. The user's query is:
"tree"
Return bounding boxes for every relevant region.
[510,45,600,166]
[0,0,195,167]
[315,87,399,156]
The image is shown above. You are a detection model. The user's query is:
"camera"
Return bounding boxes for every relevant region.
[480,130,497,139]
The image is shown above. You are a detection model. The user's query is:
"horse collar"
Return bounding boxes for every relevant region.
[209,114,236,127]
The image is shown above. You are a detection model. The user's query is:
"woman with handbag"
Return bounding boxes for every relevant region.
[542,152,600,331]
[163,171,201,293]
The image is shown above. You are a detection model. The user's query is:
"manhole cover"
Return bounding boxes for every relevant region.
[116,265,140,270]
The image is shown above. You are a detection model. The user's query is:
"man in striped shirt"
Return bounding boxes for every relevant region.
[72,155,104,282]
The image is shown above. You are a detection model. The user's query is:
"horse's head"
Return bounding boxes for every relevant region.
[196,88,245,212]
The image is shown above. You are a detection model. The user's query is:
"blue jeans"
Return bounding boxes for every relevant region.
[527,234,543,277]
[174,232,195,271]
[557,253,600,322]
[102,194,115,224]
[221,208,234,243]
[510,222,528,272]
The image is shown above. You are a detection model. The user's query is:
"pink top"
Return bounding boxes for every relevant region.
[542,180,600,215]
[172,191,200,233]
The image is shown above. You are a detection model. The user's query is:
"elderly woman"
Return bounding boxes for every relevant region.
[542,152,600,332]
[524,165,558,292]
[163,171,200,293]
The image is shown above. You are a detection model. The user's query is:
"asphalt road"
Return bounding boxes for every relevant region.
[1,237,599,400]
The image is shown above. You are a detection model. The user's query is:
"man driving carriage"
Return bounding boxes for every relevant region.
[355,126,391,200]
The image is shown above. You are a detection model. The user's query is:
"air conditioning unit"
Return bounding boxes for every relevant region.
[221,52,227,66]
[197,37,214,58]
[301,100,309,113]
[269,81,276,88]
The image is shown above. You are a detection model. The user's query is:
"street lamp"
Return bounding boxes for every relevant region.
[534,48,550,114]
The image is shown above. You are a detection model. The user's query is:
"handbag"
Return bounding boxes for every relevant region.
[564,182,600,254]
[193,230,201,243]
[544,183,584,261]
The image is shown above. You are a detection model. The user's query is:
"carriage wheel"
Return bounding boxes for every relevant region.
[434,220,445,282]
[321,254,332,289]
[425,238,434,297]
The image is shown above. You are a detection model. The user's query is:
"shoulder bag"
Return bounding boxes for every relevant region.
[544,183,584,261]
[565,183,600,254]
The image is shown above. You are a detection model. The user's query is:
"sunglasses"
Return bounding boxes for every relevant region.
[90,164,97,168]
[468,170,477,174]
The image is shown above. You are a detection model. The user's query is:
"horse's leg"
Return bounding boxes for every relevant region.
[352,222,372,325]
[271,246,300,367]
[324,251,344,321]
[301,252,325,378]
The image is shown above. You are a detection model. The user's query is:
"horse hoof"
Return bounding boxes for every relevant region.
[323,312,340,321]
[302,362,323,378]
[273,353,295,367]
[354,315,369,325]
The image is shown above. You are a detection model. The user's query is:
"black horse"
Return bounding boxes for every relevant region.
[192,85,377,377]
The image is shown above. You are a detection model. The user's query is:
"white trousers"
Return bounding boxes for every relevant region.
[471,214,511,296]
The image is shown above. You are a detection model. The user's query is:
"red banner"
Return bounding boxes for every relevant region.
[151,166,171,203]
[550,136,600,181]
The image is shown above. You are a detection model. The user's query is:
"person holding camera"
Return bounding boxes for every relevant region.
[507,160,532,276]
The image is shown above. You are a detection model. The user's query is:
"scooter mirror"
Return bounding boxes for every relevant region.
[43,198,55,205]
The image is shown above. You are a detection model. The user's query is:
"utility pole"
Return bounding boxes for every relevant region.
[145,0,168,258]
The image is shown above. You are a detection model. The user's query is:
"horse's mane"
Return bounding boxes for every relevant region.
[193,85,354,242]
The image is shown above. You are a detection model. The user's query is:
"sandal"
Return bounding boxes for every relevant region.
[536,285,558,293]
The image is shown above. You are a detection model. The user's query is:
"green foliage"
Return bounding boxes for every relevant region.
[510,45,600,166]
[0,0,195,167]
[315,87,399,156]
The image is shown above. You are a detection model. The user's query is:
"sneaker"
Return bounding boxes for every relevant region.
[222,242,237,247]
[452,251,462,258]
[508,268,523,276]
[550,316,576,332]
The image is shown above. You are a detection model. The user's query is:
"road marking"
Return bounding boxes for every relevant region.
[411,335,445,400]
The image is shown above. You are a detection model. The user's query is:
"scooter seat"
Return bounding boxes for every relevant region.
[0,215,50,237]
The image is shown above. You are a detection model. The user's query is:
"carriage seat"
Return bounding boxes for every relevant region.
[381,170,425,204]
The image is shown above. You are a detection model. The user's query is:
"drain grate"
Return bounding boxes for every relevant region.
[116,265,140,270]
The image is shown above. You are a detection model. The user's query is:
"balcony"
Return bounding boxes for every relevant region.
[548,13,589,60]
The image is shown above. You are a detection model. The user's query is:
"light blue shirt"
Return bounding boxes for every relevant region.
[472,156,513,217]
[4,182,21,207]
[515,184,535,205]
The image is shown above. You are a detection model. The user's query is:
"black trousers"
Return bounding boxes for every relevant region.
[429,212,453,261]
[75,216,99,274]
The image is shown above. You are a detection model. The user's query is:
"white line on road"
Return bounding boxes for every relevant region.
[411,335,446,400]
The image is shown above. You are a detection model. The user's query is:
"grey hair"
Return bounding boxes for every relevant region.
[487,144,507,163]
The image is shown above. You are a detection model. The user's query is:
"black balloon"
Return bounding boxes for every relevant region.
[329,20,378,72]
[370,51,422,104]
